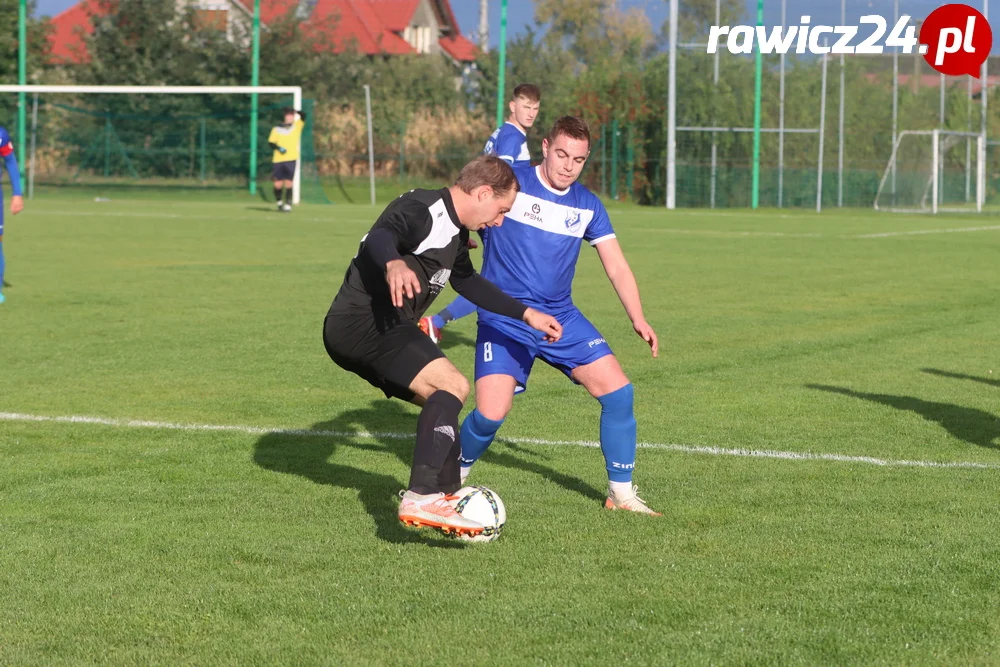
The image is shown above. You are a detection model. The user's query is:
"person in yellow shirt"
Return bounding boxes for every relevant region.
[268,107,305,212]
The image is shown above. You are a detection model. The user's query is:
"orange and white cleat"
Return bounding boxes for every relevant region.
[604,485,662,516]
[399,491,484,536]
[418,316,442,344]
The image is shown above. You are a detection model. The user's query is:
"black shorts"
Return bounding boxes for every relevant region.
[323,312,445,401]
[272,161,296,181]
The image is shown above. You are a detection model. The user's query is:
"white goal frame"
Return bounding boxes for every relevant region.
[0,85,303,204]
[874,129,986,214]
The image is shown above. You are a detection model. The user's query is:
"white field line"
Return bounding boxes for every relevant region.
[854,225,1000,238]
[1,411,996,472]
[38,209,1000,239]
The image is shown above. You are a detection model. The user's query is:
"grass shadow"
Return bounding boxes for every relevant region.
[252,401,463,548]
[807,384,1000,450]
[253,397,605,536]
[922,368,1000,389]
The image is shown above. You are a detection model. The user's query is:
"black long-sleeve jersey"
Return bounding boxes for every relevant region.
[327,188,527,330]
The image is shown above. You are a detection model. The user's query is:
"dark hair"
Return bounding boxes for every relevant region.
[547,116,591,147]
[281,106,296,117]
[455,155,520,197]
[511,83,541,103]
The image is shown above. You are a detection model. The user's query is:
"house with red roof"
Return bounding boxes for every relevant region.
[48,0,478,66]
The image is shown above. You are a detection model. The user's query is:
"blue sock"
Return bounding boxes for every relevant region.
[459,409,505,466]
[435,295,477,329]
[598,384,637,483]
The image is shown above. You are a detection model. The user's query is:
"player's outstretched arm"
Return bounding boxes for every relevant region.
[3,151,23,215]
[595,238,658,358]
[450,272,562,342]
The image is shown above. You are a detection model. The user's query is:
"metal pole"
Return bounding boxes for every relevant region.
[364,84,376,206]
[666,0,677,209]
[932,128,939,214]
[891,0,899,202]
[778,0,786,208]
[479,0,489,53]
[104,114,111,178]
[817,45,828,213]
[710,0,720,209]
[967,75,972,203]
[495,0,508,129]
[28,93,37,199]
[18,0,27,173]
[248,0,261,196]
[940,73,946,206]
[980,0,988,212]
[200,117,207,182]
[751,0,763,209]
[837,0,845,207]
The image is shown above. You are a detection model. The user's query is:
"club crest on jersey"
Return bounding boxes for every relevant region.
[565,209,583,232]
[429,268,451,295]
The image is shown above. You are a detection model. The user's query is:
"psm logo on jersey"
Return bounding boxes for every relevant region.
[588,337,607,348]
[565,209,583,232]
[524,202,544,223]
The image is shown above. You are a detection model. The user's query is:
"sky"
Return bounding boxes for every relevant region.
[34,0,999,53]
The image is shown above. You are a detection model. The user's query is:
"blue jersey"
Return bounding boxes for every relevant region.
[479,165,616,317]
[0,126,19,199]
[483,122,531,168]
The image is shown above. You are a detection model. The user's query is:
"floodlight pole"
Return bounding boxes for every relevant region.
[666,0,677,209]
[365,85,376,206]
[495,0,508,129]
[249,0,261,197]
[751,0,763,209]
[837,0,845,207]
[18,0,27,174]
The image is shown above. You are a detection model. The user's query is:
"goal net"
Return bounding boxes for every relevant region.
[1,85,330,205]
[874,130,985,214]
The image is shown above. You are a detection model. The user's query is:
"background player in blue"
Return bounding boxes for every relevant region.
[0,126,24,305]
[419,83,541,342]
[458,116,662,516]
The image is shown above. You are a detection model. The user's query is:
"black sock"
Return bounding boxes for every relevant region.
[274,185,283,203]
[437,308,454,324]
[438,438,463,495]
[409,390,463,495]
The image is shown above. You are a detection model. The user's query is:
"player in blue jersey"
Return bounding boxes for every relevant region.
[457,116,661,515]
[419,84,541,342]
[0,126,24,304]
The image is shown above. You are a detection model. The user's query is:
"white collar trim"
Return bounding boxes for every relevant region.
[535,166,571,196]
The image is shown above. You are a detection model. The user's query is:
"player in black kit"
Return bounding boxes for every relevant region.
[323,156,562,537]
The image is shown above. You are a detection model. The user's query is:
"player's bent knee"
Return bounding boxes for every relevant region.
[475,375,517,421]
[574,355,630,399]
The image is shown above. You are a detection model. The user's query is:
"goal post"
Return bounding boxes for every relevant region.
[874,129,985,214]
[0,84,305,204]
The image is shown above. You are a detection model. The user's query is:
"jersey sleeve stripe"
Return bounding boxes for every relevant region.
[0,144,12,157]
[589,233,617,246]
[497,155,515,164]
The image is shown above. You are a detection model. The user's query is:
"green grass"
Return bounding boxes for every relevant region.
[2,195,1000,664]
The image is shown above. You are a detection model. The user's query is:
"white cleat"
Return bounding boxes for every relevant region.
[605,485,662,516]
[282,203,292,212]
[398,491,484,536]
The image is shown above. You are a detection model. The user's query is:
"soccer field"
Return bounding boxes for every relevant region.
[2,197,999,663]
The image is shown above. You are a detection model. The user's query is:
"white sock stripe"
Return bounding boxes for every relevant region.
[0,411,996,472]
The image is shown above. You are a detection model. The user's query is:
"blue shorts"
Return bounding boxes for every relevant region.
[475,308,613,391]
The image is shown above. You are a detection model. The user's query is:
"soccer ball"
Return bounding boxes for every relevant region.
[281,203,292,213]
[453,486,506,543]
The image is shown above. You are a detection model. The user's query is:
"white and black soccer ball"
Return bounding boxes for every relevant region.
[453,486,506,543]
